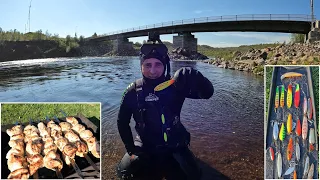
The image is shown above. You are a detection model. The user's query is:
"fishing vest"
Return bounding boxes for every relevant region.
[134,78,190,149]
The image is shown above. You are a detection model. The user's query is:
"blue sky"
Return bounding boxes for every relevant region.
[0,0,319,47]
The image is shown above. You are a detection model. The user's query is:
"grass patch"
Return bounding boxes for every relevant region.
[1,103,100,125]
[265,66,273,114]
[253,65,264,74]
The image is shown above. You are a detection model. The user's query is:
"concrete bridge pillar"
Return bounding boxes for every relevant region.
[307,20,320,43]
[173,32,197,52]
[112,37,135,55]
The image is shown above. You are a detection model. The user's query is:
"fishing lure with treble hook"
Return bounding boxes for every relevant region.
[308,98,313,120]
[280,85,285,108]
[287,83,292,108]
[275,86,279,110]
[296,118,301,136]
[294,83,300,108]
[287,137,293,161]
[279,122,286,141]
[302,115,308,141]
[287,113,292,134]
[303,96,308,115]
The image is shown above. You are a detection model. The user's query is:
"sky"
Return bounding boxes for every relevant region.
[0,0,319,47]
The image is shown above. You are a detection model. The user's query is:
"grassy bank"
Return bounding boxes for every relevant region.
[1,103,100,125]
[265,66,319,124]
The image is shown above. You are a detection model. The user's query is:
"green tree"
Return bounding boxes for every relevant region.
[291,34,305,43]
[74,33,78,42]
[36,30,43,40]
[79,35,85,45]
[92,32,98,38]
[134,42,142,47]
[66,35,71,46]
[45,30,51,40]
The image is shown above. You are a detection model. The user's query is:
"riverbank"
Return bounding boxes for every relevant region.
[204,41,320,75]
[0,40,113,62]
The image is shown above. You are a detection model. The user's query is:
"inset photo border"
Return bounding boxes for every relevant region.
[0,102,101,179]
[264,65,319,179]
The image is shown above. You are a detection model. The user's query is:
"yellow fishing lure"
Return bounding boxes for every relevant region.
[154,79,175,91]
[287,113,292,134]
[281,72,303,81]
[279,122,286,141]
[287,84,292,108]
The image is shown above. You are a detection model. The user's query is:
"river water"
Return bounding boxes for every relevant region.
[0,57,264,179]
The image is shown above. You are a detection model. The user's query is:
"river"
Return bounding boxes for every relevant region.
[0,57,264,179]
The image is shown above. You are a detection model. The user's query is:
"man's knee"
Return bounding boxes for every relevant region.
[116,153,132,178]
[173,147,202,180]
[116,152,148,179]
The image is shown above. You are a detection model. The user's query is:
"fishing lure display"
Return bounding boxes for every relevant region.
[267,67,318,179]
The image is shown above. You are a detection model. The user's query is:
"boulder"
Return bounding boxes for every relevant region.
[259,52,268,60]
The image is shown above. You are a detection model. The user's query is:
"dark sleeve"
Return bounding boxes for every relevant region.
[186,74,214,99]
[117,83,135,153]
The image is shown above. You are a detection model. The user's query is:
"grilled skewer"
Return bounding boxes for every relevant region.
[6,122,30,179]
[49,116,84,179]
[38,117,64,179]
[24,119,43,179]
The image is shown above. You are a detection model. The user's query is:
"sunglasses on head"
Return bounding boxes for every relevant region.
[140,43,168,57]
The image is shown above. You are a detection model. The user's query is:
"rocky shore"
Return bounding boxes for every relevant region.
[206,41,320,75]
[169,47,209,60]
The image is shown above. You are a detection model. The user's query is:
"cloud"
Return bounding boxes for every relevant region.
[194,10,203,14]
[193,10,212,14]
[199,42,248,47]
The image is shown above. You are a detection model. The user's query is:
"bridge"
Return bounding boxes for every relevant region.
[88,14,320,54]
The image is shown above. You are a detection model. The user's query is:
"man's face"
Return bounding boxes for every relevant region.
[141,58,164,79]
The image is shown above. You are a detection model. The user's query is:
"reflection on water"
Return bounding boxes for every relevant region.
[0,57,264,179]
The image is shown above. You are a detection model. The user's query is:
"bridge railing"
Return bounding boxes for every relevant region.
[99,14,315,36]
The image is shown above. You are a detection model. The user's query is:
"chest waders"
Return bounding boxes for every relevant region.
[135,78,170,147]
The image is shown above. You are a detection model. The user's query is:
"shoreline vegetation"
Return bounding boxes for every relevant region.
[1,28,319,75]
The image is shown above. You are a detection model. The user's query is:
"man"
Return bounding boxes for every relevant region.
[116,35,214,180]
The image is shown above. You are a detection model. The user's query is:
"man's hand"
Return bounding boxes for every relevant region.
[127,145,144,161]
[172,67,201,91]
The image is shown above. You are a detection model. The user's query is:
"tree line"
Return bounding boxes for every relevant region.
[0,28,103,46]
